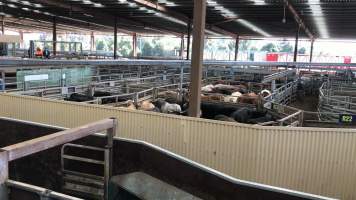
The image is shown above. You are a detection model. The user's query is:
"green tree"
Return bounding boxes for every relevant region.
[250,46,258,51]
[96,40,105,51]
[118,39,132,57]
[261,43,277,52]
[239,40,251,51]
[298,47,306,54]
[278,41,293,53]
[106,38,114,51]
[153,43,164,56]
[141,42,153,56]
[228,40,235,52]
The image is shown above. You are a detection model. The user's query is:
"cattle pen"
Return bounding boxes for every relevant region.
[2,1,356,199]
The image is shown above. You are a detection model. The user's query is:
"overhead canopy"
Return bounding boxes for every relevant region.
[0,35,22,43]
[0,0,354,39]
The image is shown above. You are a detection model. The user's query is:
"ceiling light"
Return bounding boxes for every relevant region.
[7,4,18,8]
[251,0,266,5]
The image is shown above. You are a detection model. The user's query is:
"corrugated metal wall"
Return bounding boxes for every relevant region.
[0,93,355,199]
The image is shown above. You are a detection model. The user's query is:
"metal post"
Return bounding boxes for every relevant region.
[293,24,300,62]
[234,36,239,61]
[179,64,184,102]
[186,21,192,60]
[114,17,118,60]
[0,151,9,200]
[53,17,57,56]
[1,71,5,91]
[104,118,116,200]
[180,34,185,59]
[29,40,35,58]
[132,33,137,58]
[271,80,276,91]
[188,0,206,117]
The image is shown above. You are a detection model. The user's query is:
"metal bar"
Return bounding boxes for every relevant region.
[278,111,302,123]
[186,22,191,60]
[62,143,105,151]
[53,16,57,56]
[2,118,115,161]
[114,17,118,60]
[4,59,356,69]
[188,0,206,117]
[6,180,83,200]
[62,155,105,165]
[262,69,296,83]
[234,36,239,61]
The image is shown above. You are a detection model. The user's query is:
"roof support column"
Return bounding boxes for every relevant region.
[186,22,192,60]
[19,31,24,49]
[309,39,314,63]
[293,24,300,62]
[114,17,118,60]
[180,34,185,59]
[234,36,239,61]
[1,16,4,35]
[90,31,95,52]
[53,16,57,56]
[132,33,137,58]
[188,0,206,117]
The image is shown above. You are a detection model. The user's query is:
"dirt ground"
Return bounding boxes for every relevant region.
[290,94,319,112]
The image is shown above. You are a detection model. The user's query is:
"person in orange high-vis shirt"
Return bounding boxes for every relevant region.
[35,47,43,58]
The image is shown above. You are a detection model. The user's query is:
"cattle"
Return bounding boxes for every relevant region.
[137,100,156,111]
[200,102,238,119]
[230,108,251,123]
[126,100,136,110]
[202,84,215,93]
[238,93,260,105]
[201,94,225,102]
[93,91,111,97]
[213,84,237,95]
[259,89,272,97]
[223,91,243,103]
[230,107,273,124]
[214,115,236,122]
[153,99,182,114]
[224,96,239,103]
[65,93,93,102]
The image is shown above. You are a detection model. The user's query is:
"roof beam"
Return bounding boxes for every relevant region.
[284,0,314,39]
[130,0,237,37]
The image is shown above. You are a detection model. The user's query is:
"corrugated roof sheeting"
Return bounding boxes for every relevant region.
[0,0,356,38]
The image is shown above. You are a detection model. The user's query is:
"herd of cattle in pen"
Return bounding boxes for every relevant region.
[64,80,281,125]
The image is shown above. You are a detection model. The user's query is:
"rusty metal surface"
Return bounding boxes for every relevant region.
[0,93,354,199]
